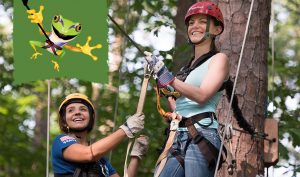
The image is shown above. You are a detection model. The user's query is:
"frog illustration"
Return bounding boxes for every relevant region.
[27,5,102,71]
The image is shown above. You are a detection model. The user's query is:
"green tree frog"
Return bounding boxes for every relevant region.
[27,5,102,71]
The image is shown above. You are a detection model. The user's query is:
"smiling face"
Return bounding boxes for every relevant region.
[65,103,90,131]
[187,14,222,44]
[51,15,82,41]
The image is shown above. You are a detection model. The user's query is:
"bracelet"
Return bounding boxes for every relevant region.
[90,144,95,161]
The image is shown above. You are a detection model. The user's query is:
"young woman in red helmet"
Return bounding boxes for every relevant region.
[146,1,229,177]
[51,93,148,177]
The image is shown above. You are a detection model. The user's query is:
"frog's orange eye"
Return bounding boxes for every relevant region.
[53,15,60,23]
[75,24,82,32]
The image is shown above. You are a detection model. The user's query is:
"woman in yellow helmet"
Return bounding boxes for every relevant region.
[51,93,148,177]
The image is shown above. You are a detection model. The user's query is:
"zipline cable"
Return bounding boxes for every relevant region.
[214,0,255,176]
[22,0,55,48]
[108,14,144,55]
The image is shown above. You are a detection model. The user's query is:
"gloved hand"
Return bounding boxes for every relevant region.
[144,51,175,86]
[120,113,145,138]
[130,135,149,159]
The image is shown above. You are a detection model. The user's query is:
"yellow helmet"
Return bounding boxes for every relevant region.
[59,93,95,113]
[58,93,95,133]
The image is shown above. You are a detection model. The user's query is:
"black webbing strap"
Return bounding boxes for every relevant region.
[169,147,184,168]
[187,124,219,170]
[179,112,220,169]
[42,39,62,56]
[176,50,218,82]
[175,50,227,93]
[54,174,72,177]
[179,112,216,128]
[72,168,81,177]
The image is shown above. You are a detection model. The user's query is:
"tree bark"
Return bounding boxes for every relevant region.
[34,95,47,147]
[173,0,271,176]
[214,0,271,176]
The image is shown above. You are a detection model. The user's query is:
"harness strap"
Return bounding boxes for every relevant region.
[187,124,219,169]
[73,168,81,177]
[54,174,73,177]
[169,147,184,168]
[154,130,176,177]
[179,112,216,127]
[179,112,225,170]
[42,39,63,55]
[154,113,179,177]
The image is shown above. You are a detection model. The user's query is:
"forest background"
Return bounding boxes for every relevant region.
[0,0,299,177]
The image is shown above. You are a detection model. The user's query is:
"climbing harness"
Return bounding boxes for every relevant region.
[176,50,218,81]
[180,112,226,170]
[154,112,227,177]
[154,50,228,177]
[42,39,62,56]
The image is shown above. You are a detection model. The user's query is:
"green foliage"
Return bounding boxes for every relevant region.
[267,0,300,172]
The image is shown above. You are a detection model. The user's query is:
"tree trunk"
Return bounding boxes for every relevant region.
[34,95,47,147]
[214,0,271,176]
[173,0,271,176]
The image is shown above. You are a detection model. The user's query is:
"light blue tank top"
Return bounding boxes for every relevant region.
[176,55,222,131]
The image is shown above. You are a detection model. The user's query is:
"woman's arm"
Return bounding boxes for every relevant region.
[127,136,149,177]
[127,157,140,177]
[62,113,145,162]
[171,53,229,105]
[63,129,127,162]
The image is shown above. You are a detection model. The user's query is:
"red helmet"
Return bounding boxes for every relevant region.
[185,1,224,33]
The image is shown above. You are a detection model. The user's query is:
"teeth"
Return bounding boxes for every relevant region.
[74,118,83,122]
[192,32,200,35]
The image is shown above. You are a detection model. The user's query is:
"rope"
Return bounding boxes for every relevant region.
[123,140,134,177]
[108,14,144,55]
[46,80,51,177]
[214,0,255,176]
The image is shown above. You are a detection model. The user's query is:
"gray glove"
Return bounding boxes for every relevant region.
[130,135,149,159]
[144,51,175,86]
[120,113,145,138]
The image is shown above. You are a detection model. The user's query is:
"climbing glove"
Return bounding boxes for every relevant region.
[130,135,149,159]
[144,51,175,86]
[120,113,145,138]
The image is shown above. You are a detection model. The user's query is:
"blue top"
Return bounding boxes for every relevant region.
[51,134,116,176]
[176,55,222,131]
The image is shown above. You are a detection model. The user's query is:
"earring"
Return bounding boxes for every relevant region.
[66,126,70,133]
